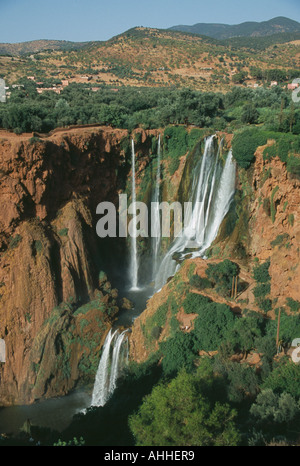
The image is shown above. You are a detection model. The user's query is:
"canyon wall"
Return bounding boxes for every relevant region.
[0,126,159,405]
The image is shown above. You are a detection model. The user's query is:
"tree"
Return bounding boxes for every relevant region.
[205,259,239,295]
[250,389,299,424]
[193,302,236,352]
[253,258,271,283]
[160,332,197,376]
[263,361,300,398]
[129,369,240,446]
[228,316,262,355]
[232,71,248,84]
[241,103,259,124]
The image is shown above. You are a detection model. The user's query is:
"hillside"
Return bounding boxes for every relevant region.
[169,16,300,39]
[0,27,299,92]
[0,39,90,57]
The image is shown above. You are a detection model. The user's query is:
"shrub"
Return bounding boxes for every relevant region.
[263,198,271,217]
[288,214,294,227]
[257,298,273,313]
[253,283,271,298]
[151,326,162,340]
[9,234,22,249]
[287,155,300,176]
[58,228,69,237]
[253,259,271,283]
[189,275,211,290]
[183,292,212,314]
[286,298,300,313]
[263,361,300,398]
[241,103,259,124]
[227,315,262,354]
[270,186,279,223]
[206,260,240,295]
[270,234,289,248]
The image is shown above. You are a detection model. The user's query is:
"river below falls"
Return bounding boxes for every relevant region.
[0,389,91,434]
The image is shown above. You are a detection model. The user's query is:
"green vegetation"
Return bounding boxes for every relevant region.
[8,234,22,250]
[129,368,240,446]
[58,228,69,237]
[183,292,212,314]
[286,298,300,313]
[205,259,239,296]
[270,186,279,223]
[253,258,271,283]
[252,259,272,312]
[270,233,290,248]
[189,274,211,290]
[193,302,236,351]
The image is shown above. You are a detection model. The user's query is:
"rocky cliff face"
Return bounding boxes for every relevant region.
[249,144,300,306]
[0,126,133,405]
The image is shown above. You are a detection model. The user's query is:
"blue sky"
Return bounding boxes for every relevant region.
[0,0,299,43]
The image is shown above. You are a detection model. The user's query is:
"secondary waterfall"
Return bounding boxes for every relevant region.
[91,329,129,407]
[151,134,162,279]
[129,139,139,290]
[154,135,236,291]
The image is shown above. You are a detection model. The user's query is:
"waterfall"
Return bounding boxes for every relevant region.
[91,329,117,407]
[129,139,139,290]
[154,136,236,291]
[91,329,129,407]
[152,134,162,279]
[108,330,128,394]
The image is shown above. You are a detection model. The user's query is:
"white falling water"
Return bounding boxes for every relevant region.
[154,136,236,291]
[91,329,129,407]
[108,330,129,395]
[151,134,162,279]
[91,329,117,407]
[129,139,139,290]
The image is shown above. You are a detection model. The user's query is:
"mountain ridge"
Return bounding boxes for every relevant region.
[1,17,299,57]
[169,16,300,39]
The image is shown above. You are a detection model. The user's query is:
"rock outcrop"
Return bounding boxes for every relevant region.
[0,126,131,405]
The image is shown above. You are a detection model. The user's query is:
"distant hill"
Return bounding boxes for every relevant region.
[1,26,299,92]
[0,39,90,57]
[169,17,300,39]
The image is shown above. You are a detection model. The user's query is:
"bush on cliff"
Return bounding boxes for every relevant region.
[205,259,240,296]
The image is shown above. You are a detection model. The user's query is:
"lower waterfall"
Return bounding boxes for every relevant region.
[91,329,129,407]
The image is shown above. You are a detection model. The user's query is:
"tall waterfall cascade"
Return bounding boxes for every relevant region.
[152,134,162,279]
[154,135,236,291]
[129,139,139,290]
[91,329,129,407]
